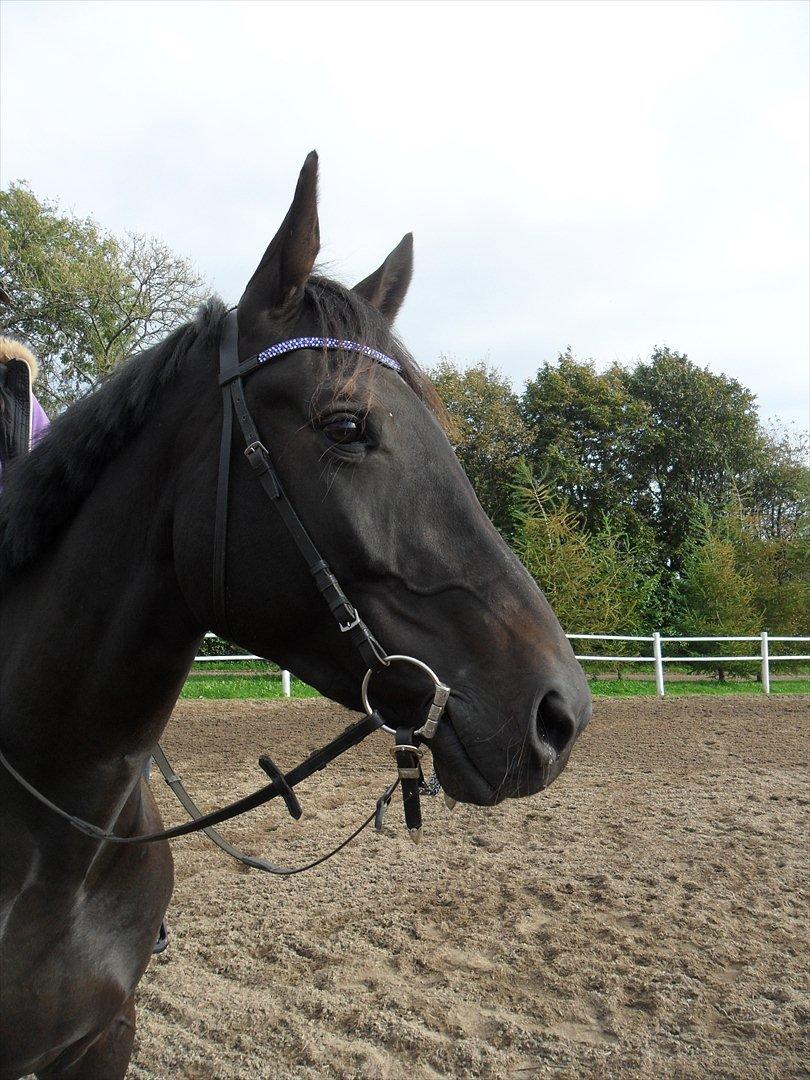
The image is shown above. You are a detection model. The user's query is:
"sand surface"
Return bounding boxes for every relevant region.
[130,695,808,1079]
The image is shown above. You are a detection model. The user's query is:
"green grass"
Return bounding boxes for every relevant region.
[589,678,810,697]
[180,674,320,699]
[180,670,810,700]
[191,659,277,673]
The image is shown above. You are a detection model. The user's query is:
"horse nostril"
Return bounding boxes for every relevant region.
[535,690,578,756]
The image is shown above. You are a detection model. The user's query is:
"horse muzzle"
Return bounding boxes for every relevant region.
[429,680,592,806]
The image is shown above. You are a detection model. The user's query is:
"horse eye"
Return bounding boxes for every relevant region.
[322,415,364,445]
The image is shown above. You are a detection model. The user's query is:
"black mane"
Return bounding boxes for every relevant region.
[0,300,226,584]
[0,280,439,584]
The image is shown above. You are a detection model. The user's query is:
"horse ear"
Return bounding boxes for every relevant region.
[239,151,320,322]
[353,233,413,323]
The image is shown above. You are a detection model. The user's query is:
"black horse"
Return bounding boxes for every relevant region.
[0,154,590,1079]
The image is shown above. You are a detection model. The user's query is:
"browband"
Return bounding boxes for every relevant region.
[220,335,402,386]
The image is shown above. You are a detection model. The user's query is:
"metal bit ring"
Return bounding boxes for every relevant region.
[361,655,451,738]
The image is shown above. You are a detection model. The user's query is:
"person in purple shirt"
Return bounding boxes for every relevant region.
[0,335,50,483]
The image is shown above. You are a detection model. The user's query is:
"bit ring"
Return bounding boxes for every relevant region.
[361,655,449,736]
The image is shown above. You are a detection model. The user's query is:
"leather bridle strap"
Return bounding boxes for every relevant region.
[0,711,386,851]
[395,725,425,843]
[213,309,386,672]
[150,744,399,876]
[212,310,237,636]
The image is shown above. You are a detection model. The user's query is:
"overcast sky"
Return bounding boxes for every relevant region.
[2,0,808,428]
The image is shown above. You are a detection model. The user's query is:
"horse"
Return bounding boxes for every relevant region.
[0,152,591,1079]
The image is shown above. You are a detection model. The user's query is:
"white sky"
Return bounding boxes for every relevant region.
[1,0,808,428]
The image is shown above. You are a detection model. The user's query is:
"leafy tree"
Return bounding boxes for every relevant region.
[749,531,810,637]
[0,182,206,412]
[430,359,531,533]
[521,350,649,536]
[676,506,763,680]
[511,460,660,643]
[716,486,809,638]
[624,347,763,566]
[521,346,778,578]
[747,425,809,543]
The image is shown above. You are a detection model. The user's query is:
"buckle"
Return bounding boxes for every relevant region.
[390,744,423,759]
[390,742,423,780]
[244,440,267,460]
[338,607,362,633]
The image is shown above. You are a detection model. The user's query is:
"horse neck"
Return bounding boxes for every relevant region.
[0,413,205,802]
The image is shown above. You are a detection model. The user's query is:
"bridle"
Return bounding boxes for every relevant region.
[0,309,452,871]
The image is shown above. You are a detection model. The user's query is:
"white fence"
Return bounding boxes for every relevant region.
[567,633,809,697]
[195,633,809,698]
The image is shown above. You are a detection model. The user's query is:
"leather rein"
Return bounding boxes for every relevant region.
[0,310,452,872]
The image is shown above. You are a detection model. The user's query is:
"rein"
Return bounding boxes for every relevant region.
[0,310,452,871]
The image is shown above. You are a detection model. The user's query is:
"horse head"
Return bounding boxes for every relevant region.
[173,152,591,806]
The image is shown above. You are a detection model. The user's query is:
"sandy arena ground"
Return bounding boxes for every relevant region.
[131,695,808,1079]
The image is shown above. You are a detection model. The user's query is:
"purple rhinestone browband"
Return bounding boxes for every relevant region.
[256,337,402,374]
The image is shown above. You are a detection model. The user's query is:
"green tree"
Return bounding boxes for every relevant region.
[521,350,649,536]
[624,347,763,566]
[717,481,809,638]
[676,506,763,680]
[0,182,206,412]
[430,359,531,533]
[747,425,809,543]
[521,348,771,572]
[749,531,810,637]
[511,461,660,641]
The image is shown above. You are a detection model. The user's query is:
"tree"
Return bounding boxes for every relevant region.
[747,425,809,543]
[734,427,809,638]
[521,346,774,575]
[748,530,810,638]
[511,461,660,643]
[521,350,649,536]
[430,359,531,534]
[0,182,207,412]
[624,347,763,566]
[676,506,763,680]
[712,487,809,640]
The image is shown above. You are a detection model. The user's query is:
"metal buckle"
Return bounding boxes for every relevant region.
[338,607,362,633]
[390,744,424,760]
[391,743,423,781]
[391,744,423,780]
[244,440,267,459]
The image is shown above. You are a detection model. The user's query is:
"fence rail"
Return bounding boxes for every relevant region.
[196,633,809,699]
[567,631,808,696]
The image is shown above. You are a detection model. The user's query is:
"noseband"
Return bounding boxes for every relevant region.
[0,310,452,870]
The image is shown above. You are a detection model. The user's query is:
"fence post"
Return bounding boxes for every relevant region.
[281,670,291,698]
[653,632,665,697]
[760,632,770,695]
